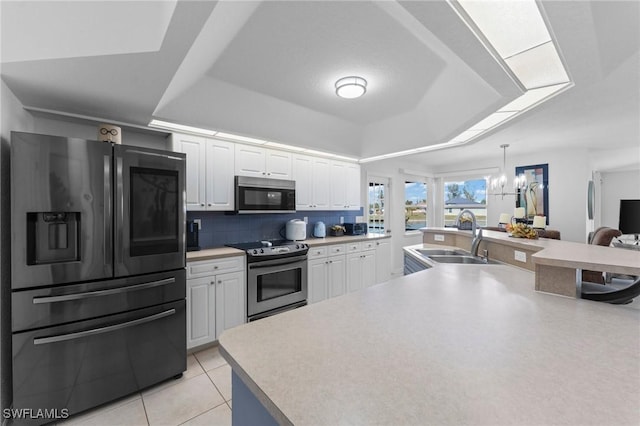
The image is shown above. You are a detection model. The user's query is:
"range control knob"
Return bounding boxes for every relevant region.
[252,249,258,254]
[260,249,264,254]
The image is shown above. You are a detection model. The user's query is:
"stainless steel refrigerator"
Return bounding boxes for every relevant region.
[10,132,187,423]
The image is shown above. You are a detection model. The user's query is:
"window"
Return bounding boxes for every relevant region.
[443,178,487,227]
[405,181,427,231]
[368,178,389,234]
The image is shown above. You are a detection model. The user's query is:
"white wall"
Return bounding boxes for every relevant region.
[0,80,35,413]
[599,169,640,234]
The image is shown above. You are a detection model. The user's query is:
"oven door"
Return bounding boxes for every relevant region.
[114,145,186,277]
[247,255,307,319]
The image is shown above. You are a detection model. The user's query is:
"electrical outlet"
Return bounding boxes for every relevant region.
[340,216,344,224]
[193,219,201,230]
[514,250,527,263]
[434,234,445,242]
[303,217,308,224]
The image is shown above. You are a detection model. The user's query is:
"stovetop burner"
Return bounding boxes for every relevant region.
[226,239,308,261]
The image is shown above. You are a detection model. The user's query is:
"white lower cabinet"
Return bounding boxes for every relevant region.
[186,256,245,349]
[308,240,387,304]
[374,239,392,283]
[347,249,377,292]
[307,246,346,303]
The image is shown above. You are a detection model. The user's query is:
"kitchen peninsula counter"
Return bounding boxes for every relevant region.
[219,264,640,425]
[422,227,640,297]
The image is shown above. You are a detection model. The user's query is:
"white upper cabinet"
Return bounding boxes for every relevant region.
[171,133,234,211]
[235,144,292,179]
[293,154,331,210]
[329,160,361,211]
[206,139,235,210]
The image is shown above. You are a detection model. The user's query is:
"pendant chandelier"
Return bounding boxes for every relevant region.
[489,144,527,199]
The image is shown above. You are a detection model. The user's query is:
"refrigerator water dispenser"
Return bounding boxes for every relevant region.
[26,212,80,264]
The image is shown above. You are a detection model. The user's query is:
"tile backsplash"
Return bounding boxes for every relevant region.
[188,209,364,248]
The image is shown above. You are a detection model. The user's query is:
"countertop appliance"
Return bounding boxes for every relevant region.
[10,132,187,421]
[344,223,368,235]
[187,220,201,251]
[226,240,308,321]
[234,176,296,214]
[313,221,326,238]
[286,219,306,241]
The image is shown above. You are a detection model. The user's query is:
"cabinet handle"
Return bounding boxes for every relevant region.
[218,280,222,284]
[267,172,271,176]
[336,249,340,252]
[208,203,212,206]
[214,266,218,269]
[200,203,205,206]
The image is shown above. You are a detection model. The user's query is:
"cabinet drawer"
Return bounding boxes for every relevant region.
[346,242,361,252]
[328,244,346,255]
[187,256,244,278]
[361,241,376,250]
[308,246,327,259]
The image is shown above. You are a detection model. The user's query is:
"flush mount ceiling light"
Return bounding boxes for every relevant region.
[335,76,367,99]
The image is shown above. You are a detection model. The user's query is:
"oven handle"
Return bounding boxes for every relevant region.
[32,278,176,304]
[33,309,176,345]
[248,255,307,269]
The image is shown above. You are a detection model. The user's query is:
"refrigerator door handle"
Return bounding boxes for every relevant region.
[115,155,124,266]
[104,154,113,271]
[32,277,176,304]
[33,309,176,345]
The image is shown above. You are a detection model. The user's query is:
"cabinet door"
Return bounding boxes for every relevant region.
[312,158,332,210]
[187,276,215,349]
[235,144,266,177]
[292,154,314,210]
[346,252,362,293]
[206,139,235,210]
[215,271,245,338]
[308,258,328,304]
[330,161,347,210]
[345,163,361,210]
[375,240,392,283]
[361,250,377,288]
[327,255,346,298]
[266,149,292,179]
[173,134,206,210]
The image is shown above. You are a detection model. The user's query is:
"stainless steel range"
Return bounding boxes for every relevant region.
[226,240,308,321]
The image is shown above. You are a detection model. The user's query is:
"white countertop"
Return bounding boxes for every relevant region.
[186,234,389,262]
[219,264,640,425]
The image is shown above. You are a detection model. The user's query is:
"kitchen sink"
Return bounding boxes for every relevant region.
[427,255,500,265]
[416,248,469,257]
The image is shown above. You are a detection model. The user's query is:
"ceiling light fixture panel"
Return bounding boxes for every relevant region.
[335,76,367,99]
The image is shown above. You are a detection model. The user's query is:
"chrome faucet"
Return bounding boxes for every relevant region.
[455,209,477,235]
[456,209,482,257]
[471,228,483,257]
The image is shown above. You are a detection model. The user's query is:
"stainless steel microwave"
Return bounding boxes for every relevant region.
[234,176,296,213]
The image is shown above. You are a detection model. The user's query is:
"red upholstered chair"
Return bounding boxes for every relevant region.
[582,227,623,284]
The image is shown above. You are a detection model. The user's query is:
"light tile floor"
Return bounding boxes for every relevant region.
[58,345,232,426]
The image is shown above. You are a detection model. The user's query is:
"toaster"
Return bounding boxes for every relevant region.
[344,223,367,235]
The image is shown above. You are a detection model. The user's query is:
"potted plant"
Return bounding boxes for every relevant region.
[329,225,346,236]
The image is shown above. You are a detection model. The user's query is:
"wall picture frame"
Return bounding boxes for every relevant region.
[515,163,549,225]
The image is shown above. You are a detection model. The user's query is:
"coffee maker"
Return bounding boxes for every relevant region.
[186,220,200,251]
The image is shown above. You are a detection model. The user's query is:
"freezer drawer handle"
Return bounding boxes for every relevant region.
[32,277,176,304]
[33,309,176,345]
